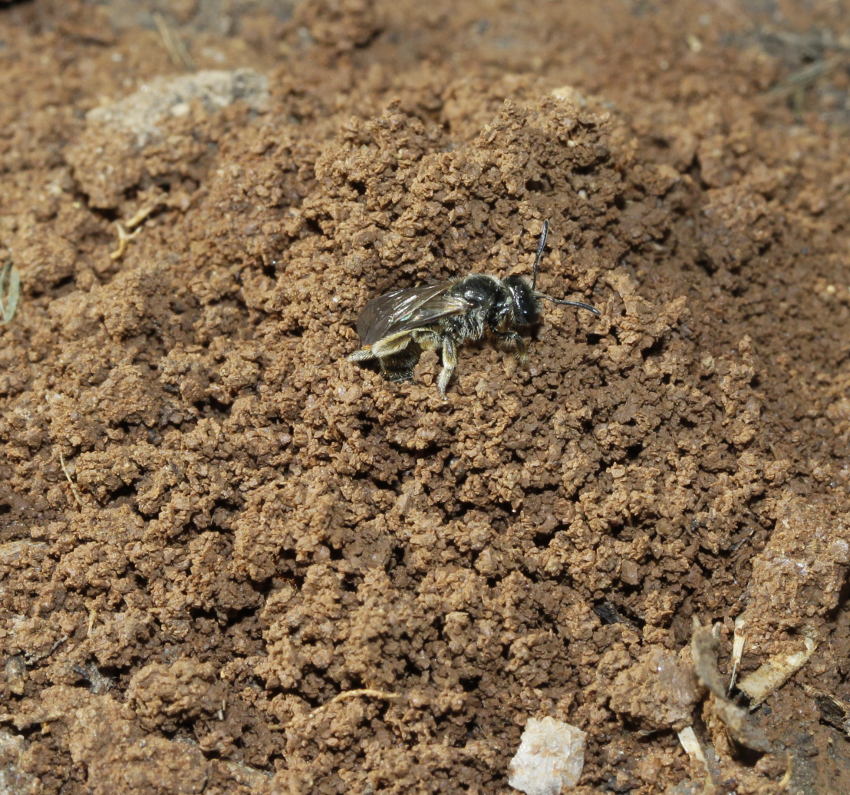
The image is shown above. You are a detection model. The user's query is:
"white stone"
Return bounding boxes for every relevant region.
[508,717,586,794]
[86,69,269,147]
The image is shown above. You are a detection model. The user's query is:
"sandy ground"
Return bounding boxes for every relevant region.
[1,0,850,792]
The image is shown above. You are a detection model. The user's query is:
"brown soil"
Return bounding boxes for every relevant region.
[2,1,850,792]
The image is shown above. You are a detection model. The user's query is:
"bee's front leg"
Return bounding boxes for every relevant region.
[437,336,457,399]
[495,331,528,365]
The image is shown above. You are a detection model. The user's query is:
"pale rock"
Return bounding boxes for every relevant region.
[508,716,586,794]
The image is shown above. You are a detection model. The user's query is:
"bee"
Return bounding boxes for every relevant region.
[346,221,600,398]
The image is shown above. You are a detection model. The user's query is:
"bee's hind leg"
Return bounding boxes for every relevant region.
[347,347,376,362]
[348,335,420,383]
[349,333,411,363]
[381,344,422,383]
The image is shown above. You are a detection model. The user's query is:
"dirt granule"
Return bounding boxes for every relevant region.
[2,1,850,793]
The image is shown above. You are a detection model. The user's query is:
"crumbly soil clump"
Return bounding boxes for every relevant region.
[2,1,850,792]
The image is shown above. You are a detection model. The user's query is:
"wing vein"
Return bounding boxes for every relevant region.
[356,282,470,345]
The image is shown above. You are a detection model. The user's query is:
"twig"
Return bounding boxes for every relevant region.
[109,205,156,260]
[109,224,141,261]
[126,204,157,230]
[59,452,84,508]
[310,688,400,718]
[767,57,842,97]
[152,12,195,71]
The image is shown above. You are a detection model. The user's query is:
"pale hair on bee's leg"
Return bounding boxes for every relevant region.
[437,336,457,399]
[347,333,412,364]
[370,334,414,358]
[495,331,528,365]
[347,347,376,363]
[412,329,442,352]
[411,330,455,398]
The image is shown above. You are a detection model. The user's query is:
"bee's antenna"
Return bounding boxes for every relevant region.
[535,292,601,315]
[530,221,600,315]
[531,219,549,291]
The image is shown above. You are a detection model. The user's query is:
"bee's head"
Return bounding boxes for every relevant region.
[503,274,540,326]
[492,222,600,332]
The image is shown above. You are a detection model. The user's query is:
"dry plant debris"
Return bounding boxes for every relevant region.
[0,260,20,324]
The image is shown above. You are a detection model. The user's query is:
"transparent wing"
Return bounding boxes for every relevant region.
[356,282,470,346]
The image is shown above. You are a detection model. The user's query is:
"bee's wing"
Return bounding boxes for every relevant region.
[356,282,471,346]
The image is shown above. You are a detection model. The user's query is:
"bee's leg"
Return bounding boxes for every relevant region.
[437,335,457,398]
[381,343,423,382]
[410,330,454,397]
[495,331,528,365]
[413,330,442,352]
[347,347,376,362]
[348,335,418,382]
[348,333,411,362]
[369,335,412,358]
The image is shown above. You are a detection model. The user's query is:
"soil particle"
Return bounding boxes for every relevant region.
[66,69,269,208]
[2,0,850,792]
[607,646,702,732]
[68,695,210,795]
[127,659,227,732]
[740,495,850,649]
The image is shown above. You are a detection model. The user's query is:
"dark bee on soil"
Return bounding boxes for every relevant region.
[347,221,600,397]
